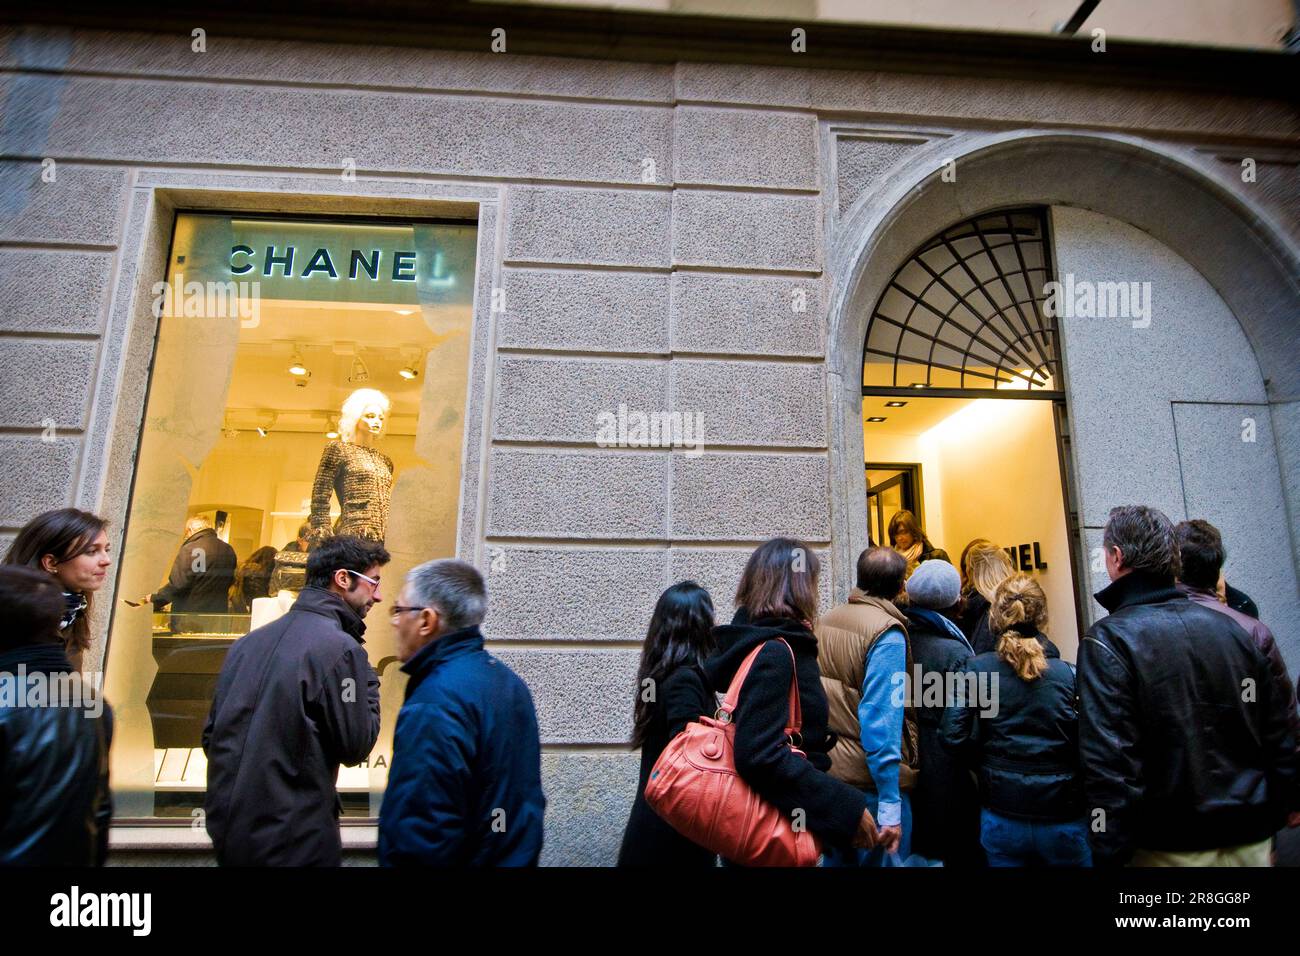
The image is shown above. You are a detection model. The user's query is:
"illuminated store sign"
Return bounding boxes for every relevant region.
[228,245,453,284]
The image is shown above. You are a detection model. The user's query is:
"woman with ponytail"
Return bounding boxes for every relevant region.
[939,574,1091,866]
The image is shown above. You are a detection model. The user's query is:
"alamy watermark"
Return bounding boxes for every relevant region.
[891,665,1000,718]
[0,666,104,718]
[1040,274,1154,330]
[1042,273,1151,329]
[151,272,261,328]
[596,403,705,456]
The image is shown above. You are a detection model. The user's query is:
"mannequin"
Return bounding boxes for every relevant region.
[308,388,395,544]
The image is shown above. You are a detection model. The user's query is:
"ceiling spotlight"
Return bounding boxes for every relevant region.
[909,382,928,389]
[288,350,309,377]
[326,428,340,439]
[866,417,887,423]
[256,426,269,438]
[398,365,419,380]
[395,308,416,316]
[885,401,907,407]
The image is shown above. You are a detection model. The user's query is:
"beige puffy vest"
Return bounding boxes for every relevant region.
[815,590,919,792]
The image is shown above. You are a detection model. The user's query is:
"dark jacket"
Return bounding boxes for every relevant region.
[0,642,113,866]
[702,609,868,848]
[957,591,996,656]
[1225,582,1260,620]
[905,605,983,866]
[919,539,951,565]
[202,587,380,866]
[378,625,545,866]
[940,632,1084,822]
[1077,571,1300,867]
[153,528,237,615]
[1179,583,1300,755]
[619,663,717,866]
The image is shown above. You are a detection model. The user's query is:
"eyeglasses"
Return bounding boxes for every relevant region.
[389,604,430,619]
[341,569,380,587]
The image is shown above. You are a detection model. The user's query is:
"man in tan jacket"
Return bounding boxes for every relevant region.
[816,546,918,865]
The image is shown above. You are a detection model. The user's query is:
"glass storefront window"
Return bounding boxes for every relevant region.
[104,213,478,818]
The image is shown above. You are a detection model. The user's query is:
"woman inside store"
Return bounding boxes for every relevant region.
[957,539,1016,655]
[888,510,950,577]
[618,580,719,867]
[3,508,112,671]
[228,545,278,613]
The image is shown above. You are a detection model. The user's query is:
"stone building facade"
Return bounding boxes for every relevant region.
[1,16,1297,864]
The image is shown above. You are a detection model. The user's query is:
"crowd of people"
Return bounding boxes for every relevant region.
[617,506,1299,868]
[0,502,1297,867]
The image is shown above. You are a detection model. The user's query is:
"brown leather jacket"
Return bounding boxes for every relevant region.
[815,590,919,792]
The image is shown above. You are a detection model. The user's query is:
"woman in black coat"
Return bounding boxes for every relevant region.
[940,574,1089,866]
[619,581,719,866]
[702,539,877,860]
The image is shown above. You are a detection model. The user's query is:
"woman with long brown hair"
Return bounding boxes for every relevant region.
[940,574,1089,866]
[3,508,112,671]
[887,510,949,577]
[702,537,878,861]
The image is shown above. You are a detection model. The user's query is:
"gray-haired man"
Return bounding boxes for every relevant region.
[1078,505,1299,866]
[379,559,545,866]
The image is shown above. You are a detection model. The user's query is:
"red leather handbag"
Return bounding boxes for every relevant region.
[643,639,823,867]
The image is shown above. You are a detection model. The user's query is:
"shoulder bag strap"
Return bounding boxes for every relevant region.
[718,639,804,741]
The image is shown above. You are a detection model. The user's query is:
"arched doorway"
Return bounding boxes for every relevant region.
[860,206,1085,652]
[827,130,1300,668]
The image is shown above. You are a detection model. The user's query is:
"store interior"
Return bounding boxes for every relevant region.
[862,385,1080,660]
[105,215,477,816]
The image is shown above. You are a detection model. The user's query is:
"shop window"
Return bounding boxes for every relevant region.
[103,213,478,818]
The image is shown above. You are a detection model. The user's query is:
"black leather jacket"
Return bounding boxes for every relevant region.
[0,642,113,865]
[1077,571,1299,866]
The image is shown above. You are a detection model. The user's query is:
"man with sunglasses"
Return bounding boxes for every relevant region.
[203,535,388,866]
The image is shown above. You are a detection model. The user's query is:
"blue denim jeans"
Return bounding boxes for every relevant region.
[980,808,1092,867]
[823,792,913,867]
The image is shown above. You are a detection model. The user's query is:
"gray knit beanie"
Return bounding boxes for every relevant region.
[906,559,961,610]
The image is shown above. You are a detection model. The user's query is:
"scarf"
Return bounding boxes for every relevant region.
[60,591,88,632]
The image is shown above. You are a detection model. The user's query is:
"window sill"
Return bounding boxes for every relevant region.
[109,821,379,852]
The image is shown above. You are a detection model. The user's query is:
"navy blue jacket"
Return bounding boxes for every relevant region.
[378,625,545,866]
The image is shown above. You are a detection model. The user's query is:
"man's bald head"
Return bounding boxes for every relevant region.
[856,546,907,600]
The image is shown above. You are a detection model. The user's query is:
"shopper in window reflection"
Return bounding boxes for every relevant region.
[1077,505,1298,867]
[816,546,919,866]
[701,538,880,861]
[145,515,237,632]
[941,574,1090,867]
[888,510,950,578]
[901,558,983,867]
[957,539,1016,655]
[0,566,113,865]
[203,535,385,866]
[3,507,112,672]
[281,522,313,554]
[379,559,545,866]
[228,546,278,613]
[1173,519,1300,829]
[618,581,718,867]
